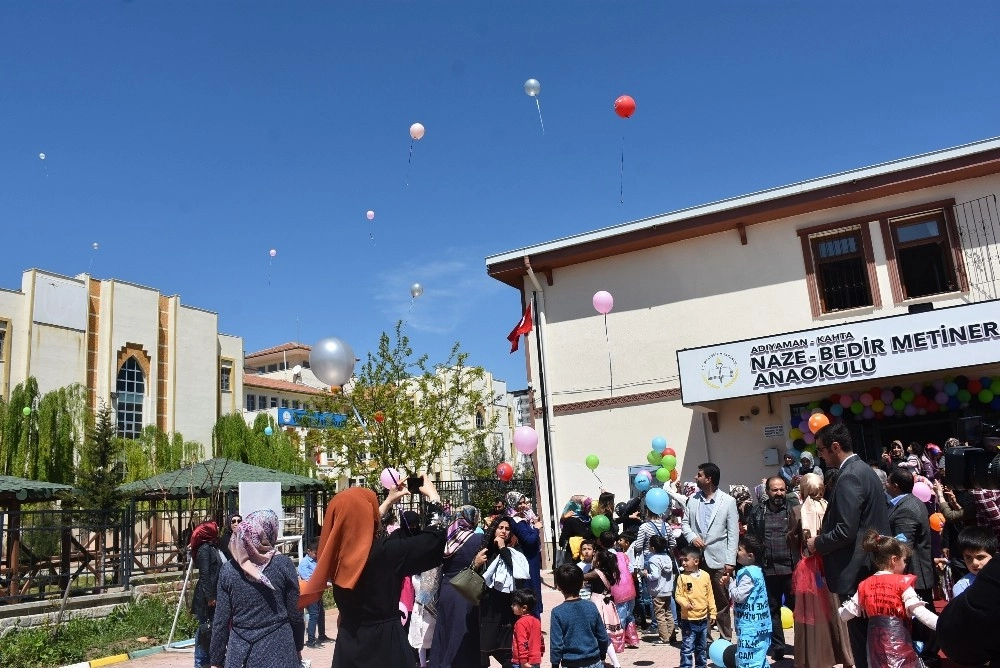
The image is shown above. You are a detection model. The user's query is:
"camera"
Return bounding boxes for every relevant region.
[944,417,1000,490]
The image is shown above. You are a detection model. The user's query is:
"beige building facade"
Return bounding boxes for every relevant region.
[487,138,1000,552]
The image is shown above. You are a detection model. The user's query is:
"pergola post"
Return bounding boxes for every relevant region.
[6,501,20,598]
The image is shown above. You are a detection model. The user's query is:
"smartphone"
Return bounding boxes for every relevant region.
[407,476,422,494]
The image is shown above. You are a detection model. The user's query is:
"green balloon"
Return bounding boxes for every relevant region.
[591,514,611,537]
[22,406,30,416]
[991,379,1000,396]
[585,454,600,470]
[851,401,864,415]
[661,454,677,471]
[646,450,662,466]
[901,389,915,403]
[891,398,906,411]
[957,389,972,403]
[979,389,995,404]
[655,468,670,482]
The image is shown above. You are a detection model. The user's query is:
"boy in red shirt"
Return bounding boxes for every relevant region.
[511,588,544,668]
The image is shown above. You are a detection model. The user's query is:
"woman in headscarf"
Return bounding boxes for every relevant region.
[479,515,529,668]
[191,521,223,668]
[430,504,484,668]
[558,495,591,565]
[798,451,822,477]
[505,491,543,618]
[300,475,445,668]
[787,473,853,668]
[209,510,303,668]
[406,511,440,668]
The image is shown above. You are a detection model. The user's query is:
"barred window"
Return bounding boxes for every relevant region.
[116,357,145,439]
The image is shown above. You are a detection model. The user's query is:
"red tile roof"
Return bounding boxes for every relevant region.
[243,375,327,396]
[245,342,311,359]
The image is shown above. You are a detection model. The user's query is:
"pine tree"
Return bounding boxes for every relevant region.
[76,400,124,511]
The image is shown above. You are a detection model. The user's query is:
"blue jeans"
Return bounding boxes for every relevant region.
[679,618,708,668]
[306,600,322,642]
[615,599,635,629]
[194,618,209,668]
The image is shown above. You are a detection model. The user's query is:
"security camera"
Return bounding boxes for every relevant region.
[750,406,760,416]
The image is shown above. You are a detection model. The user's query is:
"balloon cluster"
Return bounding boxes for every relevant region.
[644,436,678,483]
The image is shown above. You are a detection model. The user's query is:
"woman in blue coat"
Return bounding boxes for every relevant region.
[506,491,543,617]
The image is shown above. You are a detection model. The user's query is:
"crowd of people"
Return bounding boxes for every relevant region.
[183,424,1000,667]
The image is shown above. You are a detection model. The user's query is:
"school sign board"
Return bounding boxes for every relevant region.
[677,299,1000,405]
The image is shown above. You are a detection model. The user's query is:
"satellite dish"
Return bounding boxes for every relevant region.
[292,365,302,375]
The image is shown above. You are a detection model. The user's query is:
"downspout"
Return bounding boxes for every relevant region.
[524,257,561,565]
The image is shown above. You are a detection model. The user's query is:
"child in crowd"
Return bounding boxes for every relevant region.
[297,537,324,648]
[675,545,716,668]
[726,535,771,668]
[642,534,676,645]
[611,531,639,648]
[549,564,609,668]
[952,526,997,597]
[511,589,544,668]
[578,538,597,574]
[839,530,938,668]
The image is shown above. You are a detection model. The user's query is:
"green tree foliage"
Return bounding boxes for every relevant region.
[455,433,508,481]
[1,377,40,477]
[308,321,499,489]
[76,401,124,511]
[1,379,88,482]
[122,425,201,483]
[212,412,313,476]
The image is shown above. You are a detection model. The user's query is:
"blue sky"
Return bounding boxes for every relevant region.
[2,2,999,390]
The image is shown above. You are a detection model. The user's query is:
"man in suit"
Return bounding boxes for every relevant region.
[807,422,890,668]
[681,462,739,640]
[885,468,937,665]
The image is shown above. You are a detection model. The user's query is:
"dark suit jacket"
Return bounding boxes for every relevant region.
[938,554,1000,665]
[814,454,890,597]
[888,494,934,591]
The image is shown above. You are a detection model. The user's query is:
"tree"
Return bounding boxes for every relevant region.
[455,433,507,481]
[76,400,124,512]
[122,425,201,483]
[0,379,87,483]
[306,321,500,489]
[212,412,313,476]
[1,377,40,477]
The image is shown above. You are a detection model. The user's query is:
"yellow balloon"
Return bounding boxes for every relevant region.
[781,606,793,629]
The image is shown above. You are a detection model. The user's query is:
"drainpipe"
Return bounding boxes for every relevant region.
[523,256,561,565]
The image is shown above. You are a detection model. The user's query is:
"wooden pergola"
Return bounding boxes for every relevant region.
[0,475,75,598]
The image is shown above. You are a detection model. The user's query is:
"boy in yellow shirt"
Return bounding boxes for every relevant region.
[675,546,717,668]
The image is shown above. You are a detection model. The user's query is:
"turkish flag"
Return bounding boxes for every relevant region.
[507,303,533,353]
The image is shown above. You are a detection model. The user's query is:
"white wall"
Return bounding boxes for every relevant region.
[219,334,244,417]
[173,306,220,453]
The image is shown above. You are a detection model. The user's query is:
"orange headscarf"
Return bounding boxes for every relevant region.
[299,487,380,608]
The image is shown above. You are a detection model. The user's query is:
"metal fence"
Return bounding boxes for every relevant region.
[954,194,1000,302]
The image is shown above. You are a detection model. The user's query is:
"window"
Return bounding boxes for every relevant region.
[246,394,256,411]
[270,397,278,408]
[292,400,300,409]
[267,364,278,372]
[220,364,232,392]
[882,206,964,301]
[116,357,145,439]
[799,218,880,317]
[475,409,486,429]
[810,228,873,312]
[258,395,267,409]
[281,399,290,408]
[0,323,6,362]
[302,360,310,369]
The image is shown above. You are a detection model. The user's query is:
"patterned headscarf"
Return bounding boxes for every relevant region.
[729,485,752,508]
[681,482,698,498]
[445,505,481,557]
[229,509,279,589]
[506,490,524,515]
[189,520,218,559]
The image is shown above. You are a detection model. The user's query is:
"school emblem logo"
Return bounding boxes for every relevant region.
[701,353,739,390]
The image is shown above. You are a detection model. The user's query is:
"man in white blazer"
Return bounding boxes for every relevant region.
[681,462,739,639]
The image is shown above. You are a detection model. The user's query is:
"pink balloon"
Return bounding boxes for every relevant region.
[839,395,853,408]
[379,467,402,490]
[860,393,873,406]
[269,249,277,257]
[593,291,614,315]
[513,426,539,455]
[366,210,375,221]
[913,481,933,503]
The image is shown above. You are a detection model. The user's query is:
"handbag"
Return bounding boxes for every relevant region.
[449,558,486,605]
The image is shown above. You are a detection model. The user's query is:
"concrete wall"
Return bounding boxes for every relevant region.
[173,305,219,453]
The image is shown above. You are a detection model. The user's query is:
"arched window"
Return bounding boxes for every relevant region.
[116,357,145,439]
[475,408,486,429]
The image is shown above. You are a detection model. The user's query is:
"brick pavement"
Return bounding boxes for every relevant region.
[128,571,801,668]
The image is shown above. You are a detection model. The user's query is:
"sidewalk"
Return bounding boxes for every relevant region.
[125,572,797,668]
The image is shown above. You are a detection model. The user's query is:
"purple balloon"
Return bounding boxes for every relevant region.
[513,426,539,455]
[904,405,918,417]
[883,405,896,417]
[862,407,875,419]
[880,389,895,404]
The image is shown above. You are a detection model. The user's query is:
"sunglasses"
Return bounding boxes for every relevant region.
[231,518,242,524]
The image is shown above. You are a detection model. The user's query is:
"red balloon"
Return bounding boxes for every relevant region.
[614,95,636,118]
[663,447,676,457]
[496,462,514,482]
[374,410,385,423]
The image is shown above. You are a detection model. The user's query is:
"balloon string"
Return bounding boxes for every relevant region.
[592,470,604,486]
[535,98,545,135]
[620,133,625,204]
[268,258,272,287]
[406,139,414,187]
[604,314,613,397]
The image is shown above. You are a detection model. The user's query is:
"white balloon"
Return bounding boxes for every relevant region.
[409,123,425,141]
[524,79,541,97]
[410,283,423,298]
[366,210,375,221]
[92,242,99,250]
[269,249,277,257]
[310,337,356,387]
[38,153,46,160]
